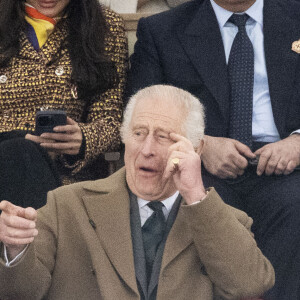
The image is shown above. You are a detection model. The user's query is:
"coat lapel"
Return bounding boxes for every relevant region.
[81,168,138,295]
[159,206,193,272]
[19,20,68,64]
[263,0,300,137]
[176,0,230,121]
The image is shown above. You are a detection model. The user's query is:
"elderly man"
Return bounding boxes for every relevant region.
[126,0,300,298]
[0,85,274,300]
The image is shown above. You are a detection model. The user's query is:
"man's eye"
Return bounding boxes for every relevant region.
[133,130,146,139]
[157,134,170,142]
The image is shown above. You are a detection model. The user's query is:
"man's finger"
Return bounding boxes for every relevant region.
[169,132,186,142]
[3,236,36,246]
[265,156,280,176]
[24,207,37,222]
[235,141,255,159]
[1,214,36,229]
[169,133,195,153]
[169,132,194,148]
[0,201,24,216]
[219,170,238,179]
[232,154,249,170]
[274,158,288,175]
[6,227,38,239]
[256,153,271,175]
[284,161,297,175]
[163,151,184,180]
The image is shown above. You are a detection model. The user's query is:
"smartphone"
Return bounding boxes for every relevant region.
[35,110,67,136]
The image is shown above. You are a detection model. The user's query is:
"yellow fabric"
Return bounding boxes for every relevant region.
[25,15,55,48]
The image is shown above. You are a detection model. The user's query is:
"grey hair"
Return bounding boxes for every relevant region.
[121,85,205,149]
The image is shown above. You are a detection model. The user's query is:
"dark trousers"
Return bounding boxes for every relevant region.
[202,166,300,300]
[0,132,61,209]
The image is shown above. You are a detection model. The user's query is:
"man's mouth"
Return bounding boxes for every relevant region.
[140,167,155,172]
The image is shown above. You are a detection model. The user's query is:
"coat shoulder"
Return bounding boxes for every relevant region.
[51,167,127,199]
[141,0,201,30]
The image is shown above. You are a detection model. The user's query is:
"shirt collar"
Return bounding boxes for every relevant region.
[138,191,180,213]
[210,0,263,28]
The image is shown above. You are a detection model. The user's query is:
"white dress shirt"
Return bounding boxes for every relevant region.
[210,0,284,142]
[138,191,179,226]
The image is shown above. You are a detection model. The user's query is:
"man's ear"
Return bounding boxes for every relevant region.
[196,139,204,155]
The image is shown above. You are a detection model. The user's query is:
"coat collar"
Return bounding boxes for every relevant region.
[82,168,138,295]
[19,19,69,64]
[81,167,193,296]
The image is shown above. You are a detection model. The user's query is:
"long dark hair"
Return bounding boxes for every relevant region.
[0,0,117,98]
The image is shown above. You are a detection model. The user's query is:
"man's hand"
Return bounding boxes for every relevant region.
[255,134,300,176]
[26,117,83,155]
[163,133,206,205]
[0,201,38,260]
[201,136,256,179]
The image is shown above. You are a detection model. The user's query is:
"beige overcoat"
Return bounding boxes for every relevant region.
[0,168,274,300]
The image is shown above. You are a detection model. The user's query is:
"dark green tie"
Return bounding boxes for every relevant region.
[142,201,166,285]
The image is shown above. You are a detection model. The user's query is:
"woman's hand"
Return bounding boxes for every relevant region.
[26,117,83,155]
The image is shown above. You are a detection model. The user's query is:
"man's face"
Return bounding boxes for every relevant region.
[213,0,256,12]
[124,97,185,201]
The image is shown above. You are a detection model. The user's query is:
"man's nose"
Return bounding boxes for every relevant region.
[141,135,157,157]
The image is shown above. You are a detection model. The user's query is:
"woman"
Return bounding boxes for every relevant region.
[0,0,128,208]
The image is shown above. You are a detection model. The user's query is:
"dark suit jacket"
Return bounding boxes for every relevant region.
[127,0,300,139]
[0,168,274,299]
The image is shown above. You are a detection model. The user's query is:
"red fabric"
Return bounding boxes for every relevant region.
[25,5,56,25]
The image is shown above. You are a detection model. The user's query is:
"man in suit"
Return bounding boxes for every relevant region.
[0,85,274,299]
[125,0,300,298]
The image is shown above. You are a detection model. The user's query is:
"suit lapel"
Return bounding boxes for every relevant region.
[81,169,138,295]
[263,0,300,136]
[176,0,230,121]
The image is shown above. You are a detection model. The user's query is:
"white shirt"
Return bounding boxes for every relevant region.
[138,191,179,226]
[210,0,283,142]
